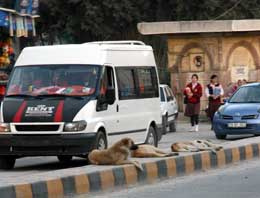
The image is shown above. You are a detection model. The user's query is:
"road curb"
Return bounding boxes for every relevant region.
[2,142,260,198]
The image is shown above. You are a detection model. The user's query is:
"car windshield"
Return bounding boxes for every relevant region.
[229,86,260,103]
[160,87,165,102]
[6,65,100,97]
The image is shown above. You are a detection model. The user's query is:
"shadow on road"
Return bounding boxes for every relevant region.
[12,158,89,172]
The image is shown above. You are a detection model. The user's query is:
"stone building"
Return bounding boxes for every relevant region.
[138,20,260,112]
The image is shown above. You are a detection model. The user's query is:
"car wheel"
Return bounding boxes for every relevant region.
[162,114,168,135]
[0,156,16,170]
[57,156,73,163]
[95,131,107,150]
[145,126,158,147]
[215,134,227,140]
[169,121,177,132]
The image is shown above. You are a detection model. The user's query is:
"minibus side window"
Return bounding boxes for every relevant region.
[137,67,159,98]
[116,68,137,100]
[97,66,116,111]
[100,66,115,97]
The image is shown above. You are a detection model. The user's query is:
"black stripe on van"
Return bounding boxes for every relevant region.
[108,129,147,136]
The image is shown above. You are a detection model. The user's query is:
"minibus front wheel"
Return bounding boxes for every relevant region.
[0,156,16,170]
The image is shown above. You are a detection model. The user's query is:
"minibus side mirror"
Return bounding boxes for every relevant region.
[105,89,115,105]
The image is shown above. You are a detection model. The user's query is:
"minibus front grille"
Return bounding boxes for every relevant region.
[15,125,60,132]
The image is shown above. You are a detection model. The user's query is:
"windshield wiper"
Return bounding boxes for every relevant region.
[6,94,36,98]
[246,101,260,103]
[37,94,84,100]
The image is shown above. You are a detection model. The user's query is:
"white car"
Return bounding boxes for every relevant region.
[160,84,178,133]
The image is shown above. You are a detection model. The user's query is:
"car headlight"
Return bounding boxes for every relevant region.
[0,123,10,132]
[64,121,87,132]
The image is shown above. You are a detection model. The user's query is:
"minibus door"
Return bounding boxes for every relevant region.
[96,66,118,142]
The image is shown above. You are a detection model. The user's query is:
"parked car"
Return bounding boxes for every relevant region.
[213,83,260,139]
[160,84,178,133]
[0,41,163,169]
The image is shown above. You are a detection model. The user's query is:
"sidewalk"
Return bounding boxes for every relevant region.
[177,112,209,123]
[2,135,260,198]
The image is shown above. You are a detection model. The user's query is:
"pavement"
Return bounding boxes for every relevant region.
[0,121,253,187]
[1,120,260,197]
[86,158,260,198]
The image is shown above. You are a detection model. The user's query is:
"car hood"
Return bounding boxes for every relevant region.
[2,97,92,123]
[221,103,260,116]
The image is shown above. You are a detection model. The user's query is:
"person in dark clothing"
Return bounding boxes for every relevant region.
[205,75,224,129]
[184,74,203,132]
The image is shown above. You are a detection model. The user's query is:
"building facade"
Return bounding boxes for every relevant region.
[138,20,260,111]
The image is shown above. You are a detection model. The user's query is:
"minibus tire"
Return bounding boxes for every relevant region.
[145,126,158,147]
[0,157,16,170]
[57,156,73,164]
[95,131,107,150]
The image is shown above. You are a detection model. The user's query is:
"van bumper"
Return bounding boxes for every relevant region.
[0,133,97,156]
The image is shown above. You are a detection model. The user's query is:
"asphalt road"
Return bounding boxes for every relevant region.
[81,158,260,198]
[0,121,255,186]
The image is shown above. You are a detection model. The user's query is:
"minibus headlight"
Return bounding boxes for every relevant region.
[64,121,87,132]
[0,123,10,133]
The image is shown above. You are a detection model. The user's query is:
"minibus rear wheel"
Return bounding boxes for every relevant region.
[0,156,16,170]
[95,131,107,150]
[145,126,158,147]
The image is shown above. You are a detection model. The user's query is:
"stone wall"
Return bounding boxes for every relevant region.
[168,33,260,112]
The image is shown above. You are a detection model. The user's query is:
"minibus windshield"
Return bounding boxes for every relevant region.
[6,65,100,97]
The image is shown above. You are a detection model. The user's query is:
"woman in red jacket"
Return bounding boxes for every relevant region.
[184,74,203,132]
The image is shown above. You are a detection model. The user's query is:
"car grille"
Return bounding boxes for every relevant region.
[241,115,258,120]
[222,115,233,120]
[15,125,60,132]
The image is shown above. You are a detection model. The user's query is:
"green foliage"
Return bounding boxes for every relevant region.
[38,0,260,44]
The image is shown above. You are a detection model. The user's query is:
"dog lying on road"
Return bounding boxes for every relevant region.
[132,144,178,158]
[88,138,143,171]
[171,140,223,154]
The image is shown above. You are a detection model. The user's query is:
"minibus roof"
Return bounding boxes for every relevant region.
[15,41,156,67]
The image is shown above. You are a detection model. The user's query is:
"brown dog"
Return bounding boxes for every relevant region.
[88,138,143,171]
[171,140,223,154]
[132,144,178,158]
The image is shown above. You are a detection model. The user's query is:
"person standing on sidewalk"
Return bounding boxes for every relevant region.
[184,74,203,132]
[205,74,224,129]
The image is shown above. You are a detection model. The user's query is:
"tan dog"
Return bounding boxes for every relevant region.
[171,140,223,154]
[132,144,179,158]
[88,138,143,171]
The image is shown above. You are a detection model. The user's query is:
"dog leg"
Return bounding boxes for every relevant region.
[153,148,168,155]
[115,160,143,171]
[164,152,179,157]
